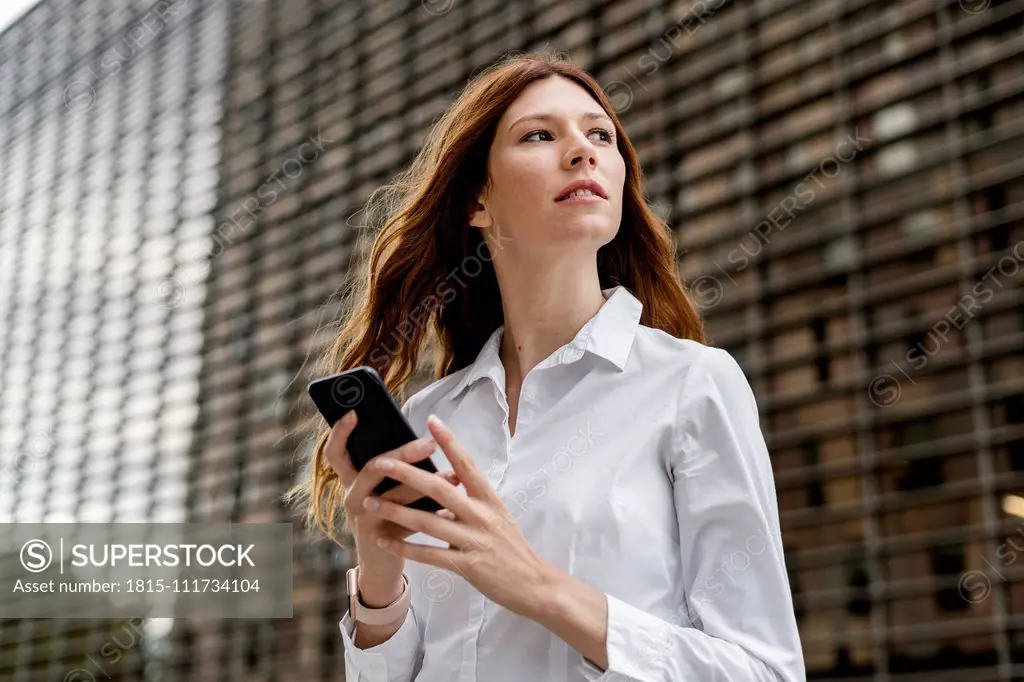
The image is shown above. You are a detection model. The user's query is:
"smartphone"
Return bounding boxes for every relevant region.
[307,366,442,512]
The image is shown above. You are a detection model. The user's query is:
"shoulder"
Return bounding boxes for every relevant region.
[630,326,756,420]
[681,345,752,400]
[633,325,746,389]
[637,332,758,431]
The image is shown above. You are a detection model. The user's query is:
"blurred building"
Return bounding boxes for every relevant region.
[0,0,228,679]
[1,0,1022,681]
[665,1,1024,677]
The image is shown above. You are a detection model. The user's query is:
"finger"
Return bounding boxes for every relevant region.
[343,437,437,517]
[374,501,457,542]
[375,441,452,503]
[368,458,486,526]
[380,471,460,506]
[426,415,503,507]
[367,498,482,548]
[378,537,474,578]
[323,411,359,484]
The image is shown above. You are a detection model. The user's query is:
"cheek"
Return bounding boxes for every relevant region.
[610,155,627,193]
[613,163,628,213]
[507,164,548,201]
[489,164,548,220]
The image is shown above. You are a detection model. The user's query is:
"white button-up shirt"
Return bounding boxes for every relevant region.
[339,285,805,682]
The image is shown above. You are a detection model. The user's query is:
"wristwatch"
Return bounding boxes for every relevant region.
[346,565,411,625]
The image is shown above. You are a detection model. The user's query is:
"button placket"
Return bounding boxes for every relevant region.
[485,449,506,490]
[461,590,485,682]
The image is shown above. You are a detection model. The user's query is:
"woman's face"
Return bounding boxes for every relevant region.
[471,75,626,259]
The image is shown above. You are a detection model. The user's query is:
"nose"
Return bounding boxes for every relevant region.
[562,134,598,171]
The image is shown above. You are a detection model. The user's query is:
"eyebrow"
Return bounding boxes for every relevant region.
[508,111,614,133]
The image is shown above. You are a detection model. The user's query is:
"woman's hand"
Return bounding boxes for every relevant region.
[362,414,557,619]
[323,410,460,605]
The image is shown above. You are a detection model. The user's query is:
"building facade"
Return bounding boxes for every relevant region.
[0,0,228,679]
[1,0,1021,680]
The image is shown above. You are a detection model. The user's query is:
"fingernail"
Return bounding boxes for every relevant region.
[377,538,390,548]
[420,439,436,453]
[342,410,356,427]
[427,414,444,429]
[362,497,379,511]
[377,458,394,470]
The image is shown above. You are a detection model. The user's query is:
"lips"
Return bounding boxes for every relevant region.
[555,179,607,201]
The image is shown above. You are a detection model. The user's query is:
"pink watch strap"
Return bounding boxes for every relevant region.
[347,566,411,625]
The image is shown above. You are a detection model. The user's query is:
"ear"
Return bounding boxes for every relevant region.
[468,195,493,229]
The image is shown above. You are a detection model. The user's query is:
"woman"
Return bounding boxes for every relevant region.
[287,51,805,681]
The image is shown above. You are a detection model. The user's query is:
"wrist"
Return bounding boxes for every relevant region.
[348,565,411,629]
[522,563,567,623]
[353,539,404,597]
[358,572,406,608]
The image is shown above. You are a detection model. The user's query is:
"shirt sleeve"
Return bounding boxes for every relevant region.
[576,347,806,681]
[338,394,428,682]
[339,606,424,682]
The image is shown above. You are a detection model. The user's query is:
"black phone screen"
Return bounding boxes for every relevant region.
[307,366,441,512]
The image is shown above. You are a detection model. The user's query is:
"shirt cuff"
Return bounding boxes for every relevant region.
[339,607,420,681]
[578,654,610,680]
[574,592,671,680]
[573,592,618,681]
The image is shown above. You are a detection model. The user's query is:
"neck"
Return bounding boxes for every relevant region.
[495,259,607,390]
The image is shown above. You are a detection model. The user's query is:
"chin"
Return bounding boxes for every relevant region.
[554,220,618,245]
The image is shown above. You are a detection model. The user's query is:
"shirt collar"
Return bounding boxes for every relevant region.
[444,285,643,402]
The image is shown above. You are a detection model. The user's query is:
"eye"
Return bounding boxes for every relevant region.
[523,129,554,142]
[521,128,616,143]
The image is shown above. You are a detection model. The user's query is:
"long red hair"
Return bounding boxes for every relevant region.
[285,50,706,544]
